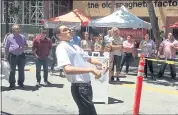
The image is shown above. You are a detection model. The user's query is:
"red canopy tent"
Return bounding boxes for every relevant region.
[43,9,91,28]
[162,22,178,28]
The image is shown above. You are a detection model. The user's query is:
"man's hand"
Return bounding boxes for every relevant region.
[35,54,39,59]
[102,64,109,74]
[91,69,102,79]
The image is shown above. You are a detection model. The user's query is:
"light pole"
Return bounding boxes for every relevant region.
[5,1,9,34]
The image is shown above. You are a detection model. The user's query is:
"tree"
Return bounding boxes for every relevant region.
[146,0,161,51]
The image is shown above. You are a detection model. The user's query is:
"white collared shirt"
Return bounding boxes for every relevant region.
[56,41,91,83]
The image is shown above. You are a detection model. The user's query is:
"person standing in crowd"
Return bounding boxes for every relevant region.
[119,35,135,74]
[55,25,108,115]
[81,32,92,51]
[157,32,178,80]
[51,30,58,72]
[4,24,27,88]
[70,29,81,47]
[104,29,112,44]
[139,33,156,80]
[94,34,104,52]
[32,28,52,86]
[110,27,124,82]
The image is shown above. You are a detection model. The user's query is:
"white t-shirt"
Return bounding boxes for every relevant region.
[56,41,91,83]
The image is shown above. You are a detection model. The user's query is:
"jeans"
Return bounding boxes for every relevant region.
[8,53,26,85]
[112,55,122,72]
[144,57,154,76]
[119,52,133,73]
[71,82,97,115]
[36,57,49,82]
[51,50,57,71]
[157,59,176,79]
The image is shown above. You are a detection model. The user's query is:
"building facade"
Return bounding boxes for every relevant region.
[73,0,178,36]
[1,0,72,37]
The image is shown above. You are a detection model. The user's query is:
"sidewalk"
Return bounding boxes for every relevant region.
[1,64,178,114]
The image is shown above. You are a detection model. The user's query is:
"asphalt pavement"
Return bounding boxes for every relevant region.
[1,55,178,114]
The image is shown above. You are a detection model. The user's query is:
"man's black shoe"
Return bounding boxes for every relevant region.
[9,84,15,89]
[18,84,25,88]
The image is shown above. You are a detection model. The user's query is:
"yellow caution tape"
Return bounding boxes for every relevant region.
[142,58,178,65]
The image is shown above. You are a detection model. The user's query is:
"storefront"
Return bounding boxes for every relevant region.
[73,0,178,37]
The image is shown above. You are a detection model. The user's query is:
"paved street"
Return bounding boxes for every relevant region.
[1,56,178,114]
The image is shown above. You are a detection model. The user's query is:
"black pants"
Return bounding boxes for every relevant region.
[51,50,57,71]
[157,59,176,79]
[71,82,97,115]
[36,57,48,82]
[112,55,122,72]
[8,53,26,85]
[119,52,133,73]
[144,57,153,76]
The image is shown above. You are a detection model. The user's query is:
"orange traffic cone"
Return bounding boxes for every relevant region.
[137,54,145,77]
[133,54,145,115]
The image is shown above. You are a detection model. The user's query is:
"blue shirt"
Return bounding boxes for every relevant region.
[71,36,81,47]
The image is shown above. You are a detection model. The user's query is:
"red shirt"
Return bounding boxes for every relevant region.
[32,35,52,58]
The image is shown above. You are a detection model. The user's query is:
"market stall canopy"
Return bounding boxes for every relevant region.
[44,9,91,29]
[162,22,178,28]
[88,5,151,29]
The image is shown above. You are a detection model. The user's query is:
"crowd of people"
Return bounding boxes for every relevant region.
[2,24,178,115]
[3,24,178,87]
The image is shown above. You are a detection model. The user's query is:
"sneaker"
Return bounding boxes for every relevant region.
[151,74,156,81]
[113,76,117,82]
[18,83,25,88]
[44,81,51,86]
[36,82,41,87]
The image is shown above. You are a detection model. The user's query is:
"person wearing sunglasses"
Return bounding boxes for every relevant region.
[4,24,28,88]
[32,28,52,87]
[55,25,108,115]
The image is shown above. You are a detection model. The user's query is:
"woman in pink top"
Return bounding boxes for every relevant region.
[119,35,135,74]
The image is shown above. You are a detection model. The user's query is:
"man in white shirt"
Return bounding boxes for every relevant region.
[55,25,108,115]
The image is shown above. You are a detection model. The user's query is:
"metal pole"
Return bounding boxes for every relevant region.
[15,0,18,24]
[110,0,115,14]
[5,1,9,34]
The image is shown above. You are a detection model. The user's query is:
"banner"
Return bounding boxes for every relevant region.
[119,29,147,38]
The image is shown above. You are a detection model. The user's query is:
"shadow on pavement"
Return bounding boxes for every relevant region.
[1,111,13,115]
[127,73,137,76]
[50,73,66,78]
[108,97,124,104]
[144,77,178,87]
[110,81,135,85]
[41,83,64,88]
[93,97,124,104]
[119,75,127,78]
[1,85,39,92]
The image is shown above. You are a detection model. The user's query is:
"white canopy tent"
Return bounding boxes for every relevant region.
[88,6,151,29]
